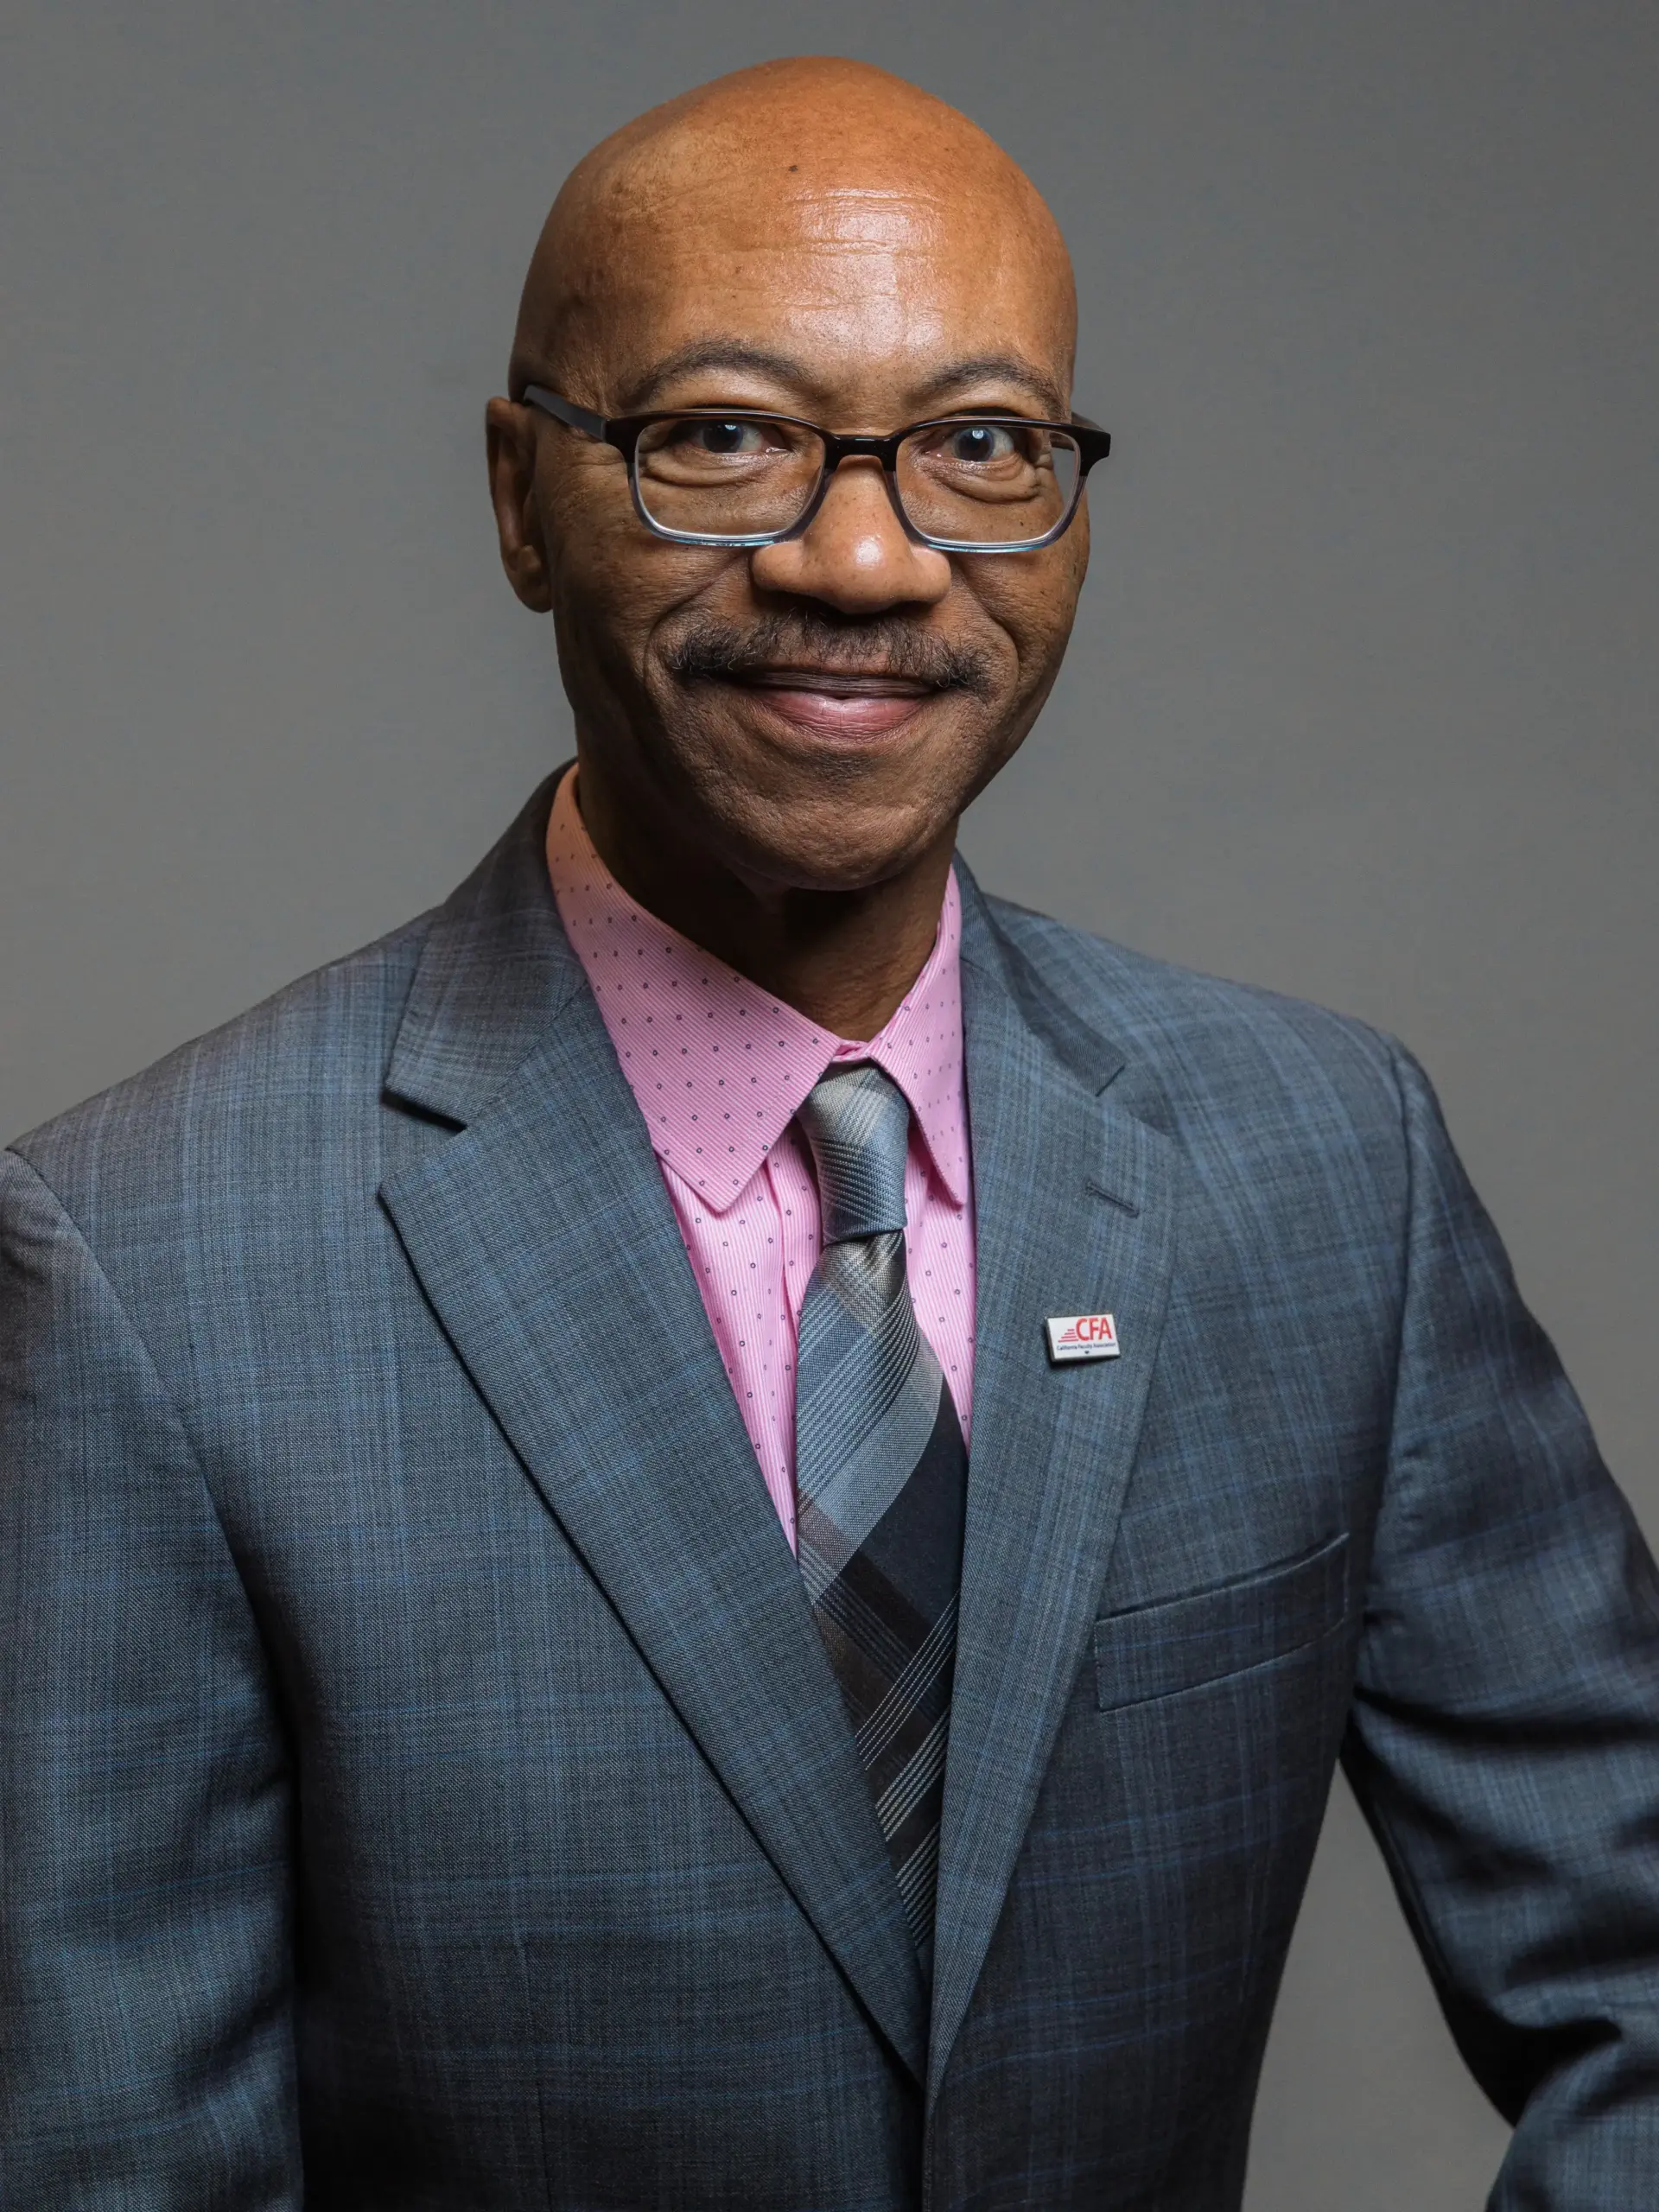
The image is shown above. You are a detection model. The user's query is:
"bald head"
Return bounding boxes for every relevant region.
[510,57,1076,414]
[485,57,1096,956]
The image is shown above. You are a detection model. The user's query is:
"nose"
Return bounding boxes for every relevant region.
[749,456,952,613]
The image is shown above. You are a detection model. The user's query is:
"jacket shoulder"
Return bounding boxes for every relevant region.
[8,912,435,1237]
[984,894,1409,1150]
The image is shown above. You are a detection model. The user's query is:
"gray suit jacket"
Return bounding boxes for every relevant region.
[5,774,1659,2209]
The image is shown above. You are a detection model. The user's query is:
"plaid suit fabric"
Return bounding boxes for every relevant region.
[794,1065,968,1970]
[5,773,1659,2209]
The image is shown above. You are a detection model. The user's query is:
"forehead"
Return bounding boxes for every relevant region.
[569,165,1073,414]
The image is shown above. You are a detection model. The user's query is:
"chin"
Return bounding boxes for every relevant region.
[732,808,952,897]
[701,743,977,884]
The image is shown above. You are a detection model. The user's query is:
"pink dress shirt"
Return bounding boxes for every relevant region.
[546,771,976,1552]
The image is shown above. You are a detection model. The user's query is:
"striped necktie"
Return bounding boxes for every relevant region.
[793,1062,968,1978]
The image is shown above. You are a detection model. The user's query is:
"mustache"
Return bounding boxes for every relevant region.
[661,614,997,699]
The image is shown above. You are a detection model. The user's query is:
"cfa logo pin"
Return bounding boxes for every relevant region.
[1046,1312,1121,1364]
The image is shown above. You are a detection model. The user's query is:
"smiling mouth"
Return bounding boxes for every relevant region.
[718,664,945,738]
[741,664,944,698]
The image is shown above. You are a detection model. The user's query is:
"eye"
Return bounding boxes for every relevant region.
[681,418,768,456]
[944,423,1017,466]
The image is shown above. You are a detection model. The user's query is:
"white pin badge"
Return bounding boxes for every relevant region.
[1046,1313,1121,1363]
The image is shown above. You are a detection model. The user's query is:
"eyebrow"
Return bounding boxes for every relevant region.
[615,341,810,413]
[616,340,1070,421]
[910,353,1070,418]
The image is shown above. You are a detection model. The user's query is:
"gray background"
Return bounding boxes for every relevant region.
[3,3,1654,2202]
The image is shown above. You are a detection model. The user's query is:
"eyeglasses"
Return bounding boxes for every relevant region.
[522,385,1109,553]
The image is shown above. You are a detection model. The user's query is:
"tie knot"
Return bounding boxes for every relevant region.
[796,1064,912,1243]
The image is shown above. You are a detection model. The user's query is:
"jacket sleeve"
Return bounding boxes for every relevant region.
[0,1148,301,2208]
[1342,1045,1659,2208]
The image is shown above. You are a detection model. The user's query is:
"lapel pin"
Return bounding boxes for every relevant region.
[1046,1313,1121,1364]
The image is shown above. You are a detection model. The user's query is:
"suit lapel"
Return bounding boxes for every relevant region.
[926,878,1180,2099]
[379,778,927,2080]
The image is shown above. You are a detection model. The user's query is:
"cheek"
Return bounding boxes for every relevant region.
[549,506,700,671]
[552,494,645,611]
[968,553,1085,690]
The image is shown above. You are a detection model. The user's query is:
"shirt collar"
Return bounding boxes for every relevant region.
[545,769,967,1215]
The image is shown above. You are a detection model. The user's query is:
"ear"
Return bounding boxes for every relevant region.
[485,397,554,613]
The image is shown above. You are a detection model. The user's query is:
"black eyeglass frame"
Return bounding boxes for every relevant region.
[520,384,1110,552]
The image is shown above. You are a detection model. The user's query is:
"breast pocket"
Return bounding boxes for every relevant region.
[1093,1531,1350,1711]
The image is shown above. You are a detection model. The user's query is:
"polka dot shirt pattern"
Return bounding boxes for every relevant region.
[546,772,976,1554]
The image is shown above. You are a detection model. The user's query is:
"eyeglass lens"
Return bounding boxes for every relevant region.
[631,416,1083,545]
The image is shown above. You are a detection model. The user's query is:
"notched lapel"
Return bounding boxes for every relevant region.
[928,883,1180,2098]
[378,804,926,2080]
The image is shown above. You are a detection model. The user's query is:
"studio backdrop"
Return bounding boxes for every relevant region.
[3,5,1654,2205]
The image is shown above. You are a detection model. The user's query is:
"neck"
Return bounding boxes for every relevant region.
[566,755,957,1042]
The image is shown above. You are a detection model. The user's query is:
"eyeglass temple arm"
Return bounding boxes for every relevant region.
[522,385,609,440]
[1069,414,1112,470]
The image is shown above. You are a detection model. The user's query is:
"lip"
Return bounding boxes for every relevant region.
[715,664,947,741]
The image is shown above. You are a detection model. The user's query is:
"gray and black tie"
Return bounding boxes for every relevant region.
[794,1063,968,1979]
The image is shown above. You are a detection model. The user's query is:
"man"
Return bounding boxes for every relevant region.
[3,53,1657,2209]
